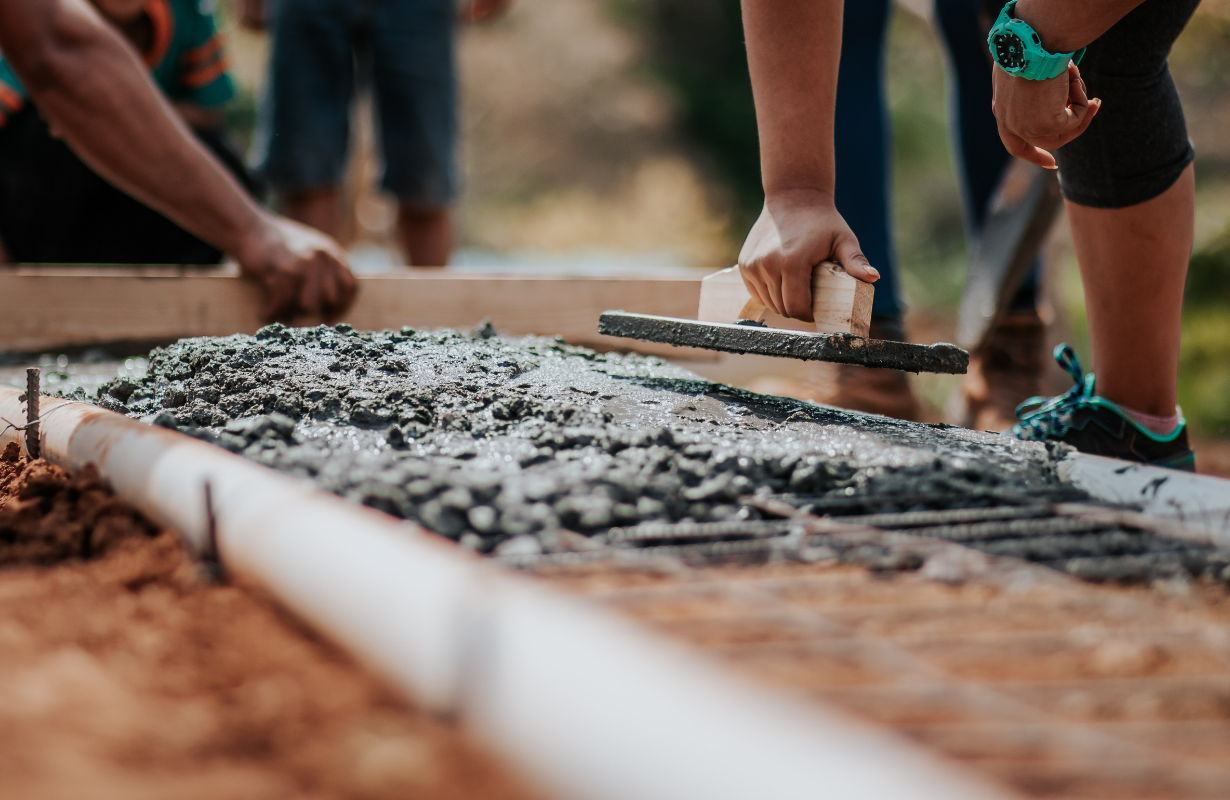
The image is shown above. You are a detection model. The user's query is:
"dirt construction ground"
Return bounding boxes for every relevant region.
[0,447,537,800]
[537,558,1230,799]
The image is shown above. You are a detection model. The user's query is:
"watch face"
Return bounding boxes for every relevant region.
[993,32,1028,70]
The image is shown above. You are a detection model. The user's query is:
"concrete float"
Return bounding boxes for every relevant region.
[0,386,1005,800]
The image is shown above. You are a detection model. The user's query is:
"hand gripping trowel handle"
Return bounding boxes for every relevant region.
[697,261,874,338]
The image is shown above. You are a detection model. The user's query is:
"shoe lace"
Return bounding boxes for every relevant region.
[1011,344,1096,441]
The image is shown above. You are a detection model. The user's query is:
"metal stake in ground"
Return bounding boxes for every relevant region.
[25,367,39,459]
[200,480,227,582]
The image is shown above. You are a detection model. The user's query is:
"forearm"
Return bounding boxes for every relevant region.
[0,0,268,258]
[740,0,843,198]
[1014,0,1148,53]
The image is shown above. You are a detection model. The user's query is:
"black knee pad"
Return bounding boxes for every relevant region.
[1053,0,1201,208]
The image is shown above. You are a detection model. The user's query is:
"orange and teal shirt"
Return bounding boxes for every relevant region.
[0,0,235,126]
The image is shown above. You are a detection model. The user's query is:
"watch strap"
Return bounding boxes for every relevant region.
[989,2,1085,81]
[1019,50,1074,81]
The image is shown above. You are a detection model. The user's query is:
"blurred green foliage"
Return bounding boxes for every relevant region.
[1180,233,1230,436]
[224,88,260,153]
[883,12,967,311]
[623,0,761,229]
[1185,234,1230,311]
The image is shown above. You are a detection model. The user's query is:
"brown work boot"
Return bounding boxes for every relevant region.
[747,319,923,422]
[947,309,1045,432]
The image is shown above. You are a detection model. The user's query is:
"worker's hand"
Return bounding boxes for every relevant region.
[992,61,1100,169]
[738,190,878,323]
[236,214,357,324]
[238,0,267,30]
[459,0,511,23]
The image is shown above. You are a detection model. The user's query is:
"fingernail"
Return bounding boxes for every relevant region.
[866,267,880,280]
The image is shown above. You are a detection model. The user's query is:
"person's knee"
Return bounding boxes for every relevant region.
[397,204,449,225]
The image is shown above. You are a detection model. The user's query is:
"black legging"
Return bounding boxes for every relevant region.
[1052,0,1201,208]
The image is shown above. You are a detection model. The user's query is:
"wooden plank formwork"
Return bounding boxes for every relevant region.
[0,267,712,358]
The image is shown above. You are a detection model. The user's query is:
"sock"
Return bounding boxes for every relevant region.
[1121,405,1182,437]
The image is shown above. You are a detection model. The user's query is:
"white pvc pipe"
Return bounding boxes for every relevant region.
[0,388,1005,800]
[1060,452,1230,545]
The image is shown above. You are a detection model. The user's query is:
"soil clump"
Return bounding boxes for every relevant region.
[0,450,538,800]
[0,442,156,567]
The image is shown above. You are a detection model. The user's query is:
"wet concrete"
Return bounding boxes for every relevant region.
[47,323,1220,584]
[80,325,1055,544]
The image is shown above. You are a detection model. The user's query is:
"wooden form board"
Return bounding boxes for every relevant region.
[0,267,710,358]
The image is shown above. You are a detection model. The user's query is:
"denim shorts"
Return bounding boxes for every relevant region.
[255,0,458,207]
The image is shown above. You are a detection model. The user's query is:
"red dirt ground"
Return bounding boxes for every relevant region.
[0,447,539,800]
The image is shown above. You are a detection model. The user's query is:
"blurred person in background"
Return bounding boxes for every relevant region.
[753,0,1046,430]
[0,0,263,266]
[241,0,509,267]
[0,0,355,321]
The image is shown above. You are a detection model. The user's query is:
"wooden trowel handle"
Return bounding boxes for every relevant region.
[737,298,767,323]
[811,262,873,338]
[743,263,873,337]
[697,261,873,337]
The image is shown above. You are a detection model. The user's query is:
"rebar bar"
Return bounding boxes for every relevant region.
[832,505,1053,529]
[899,515,1114,542]
[758,488,1060,514]
[25,367,38,459]
[608,519,799,543]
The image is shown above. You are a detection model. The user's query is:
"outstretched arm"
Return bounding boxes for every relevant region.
[737,0,877,324]
[0,0,355,321]
[991,0,1147,168]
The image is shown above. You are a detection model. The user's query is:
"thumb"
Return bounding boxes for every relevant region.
[1066,96,1100,143]
[1067,62,1089,106]
[833,232,879,284]
[1049,64,1093,141]
[1050,94,1100,149]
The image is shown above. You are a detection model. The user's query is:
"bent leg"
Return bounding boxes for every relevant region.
[1006,0,1200,467]
[258,0,354,235]
[371,0,458,266]
[1067,165,1193,415]
[284,188,342,240]
[1053,0,1200,415]
[397,205,452,267]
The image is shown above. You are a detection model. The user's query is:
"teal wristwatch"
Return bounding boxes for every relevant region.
[987,1,1085,80]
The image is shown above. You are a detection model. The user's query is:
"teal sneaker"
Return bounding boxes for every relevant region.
[1010,344,1196,472]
